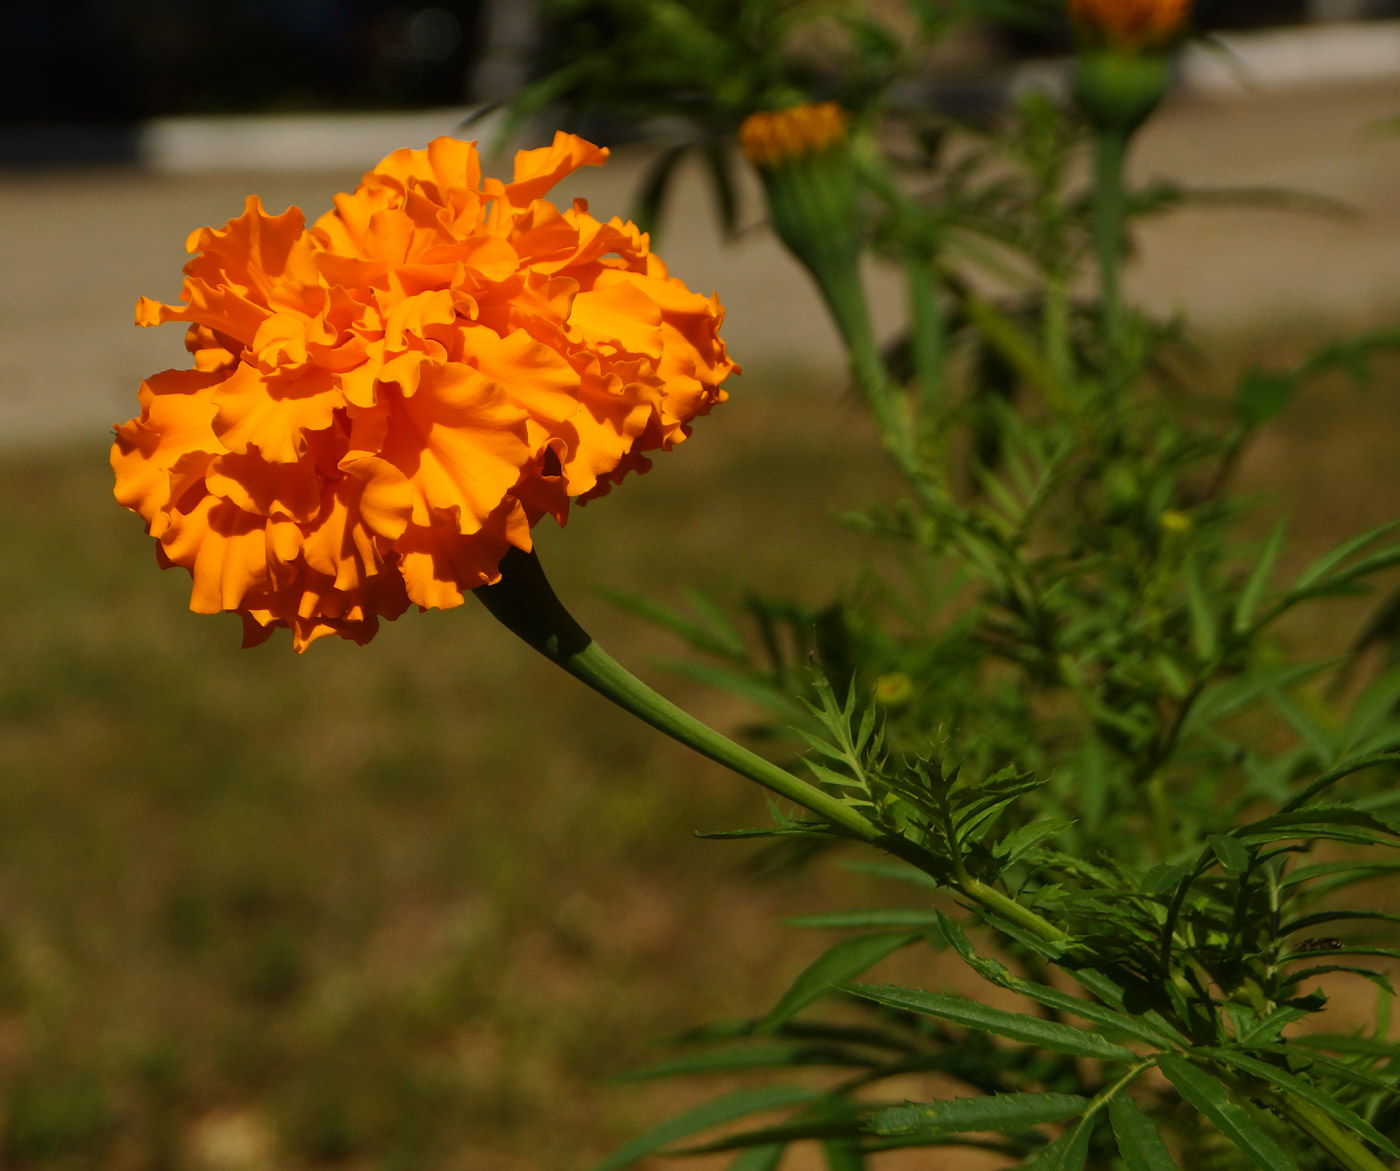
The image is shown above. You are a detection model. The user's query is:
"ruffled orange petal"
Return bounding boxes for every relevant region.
[376,361,532,532]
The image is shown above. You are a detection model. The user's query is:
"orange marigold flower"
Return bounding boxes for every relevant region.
[113,133,737,651]
[1069,0,1191,48]
[739,103,849,168]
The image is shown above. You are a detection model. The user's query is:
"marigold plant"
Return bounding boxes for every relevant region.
[112,133,736,650]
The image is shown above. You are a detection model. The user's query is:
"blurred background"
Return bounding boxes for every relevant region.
[3,2,1400,1169]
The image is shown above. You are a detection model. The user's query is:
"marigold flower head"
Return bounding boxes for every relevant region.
[112,133,737,650]
[1069,0,1191,49]
[740,103,849,169]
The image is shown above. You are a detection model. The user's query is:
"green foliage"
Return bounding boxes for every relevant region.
[522,3,1400,1169]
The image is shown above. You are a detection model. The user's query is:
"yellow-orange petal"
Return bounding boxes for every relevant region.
[378,361,532,531]
[159,494,271,614]
[396,500,525,610]
[568,280,663,361]
[212,363,342,464]
[504,132,609,206]
[204,449,323,524]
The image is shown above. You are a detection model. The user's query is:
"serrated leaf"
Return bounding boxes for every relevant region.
[995,819,1076,866]
[1254,1044,1399,1094]
[847,984,1138,1062]
[1280,908,1400,934]
[1281,752,1400,813]
[870,1093,1088,1136]
[1207,1048,1400,1158]
[761,934,920,1032]
[1108,1094,1180,1170]
[937,912,1183,1047]
[1156,1056,1294,1171]
[591,1085,818,1171]
[1023,1115,1094,1171]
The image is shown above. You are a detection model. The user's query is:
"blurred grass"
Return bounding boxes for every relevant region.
[1,339,1398,1170]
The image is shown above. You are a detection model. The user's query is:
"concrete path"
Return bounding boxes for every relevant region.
[2,78,1398,449]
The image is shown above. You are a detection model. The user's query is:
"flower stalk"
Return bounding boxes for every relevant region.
[741,104,915,469]
[475,548,940,872]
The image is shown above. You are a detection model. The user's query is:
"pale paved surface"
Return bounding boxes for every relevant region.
[2,79,1399,449]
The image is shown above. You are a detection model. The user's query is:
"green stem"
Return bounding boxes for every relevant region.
[1267,1091,1393,1171]
[906,255,945,434]
[962,878,1075,950]
[819,258,916,471]
[1091,126,1129,395]
[477,549,1086,955]
[475,548,936,871]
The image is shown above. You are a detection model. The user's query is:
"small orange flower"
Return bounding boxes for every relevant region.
[113,133,737,650]
[1069,0,1191,48]
[739,103,849,168]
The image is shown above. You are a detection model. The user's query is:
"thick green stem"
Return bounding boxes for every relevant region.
[1092,127,1129,395]
[1268,1092,1393,1171]
[963,878,1075,949]
[475,549,937,871]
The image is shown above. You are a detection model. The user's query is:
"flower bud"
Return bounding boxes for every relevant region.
[739,103,862,288]
[1069,0,1191,51]
[1073,49,1172,135]
[1069,0,1188,133]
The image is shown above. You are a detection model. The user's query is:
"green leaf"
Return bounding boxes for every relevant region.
[600,589,747,662]
[784,909,944,931]
[937,913,1183,1047]
[591,1086,818,1171]
[1236,370,1299,427]
[617,1044,873,1082]
[730,1144,785,1171]
[846,984,1138,1062]
[1023,1116,1094,1171]
[631,143,690,238]
[821,1138,864,1171]
[1155,1056,1294,1171]
[870,1093,1089,1136]
[1185,556,1219,661]
[1238,806,1400,848]
[1109,1094,1180,1170]
[1207,1048,1400,1158]
[1208,834,1250,876]
[761,934,920,1031]
[702,139,740,238]
[995,819,1076,866]
[1281,753,1400,813]
[839,860,941,889]
[1293,520,1400,591]
[1234,520,1288,632]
